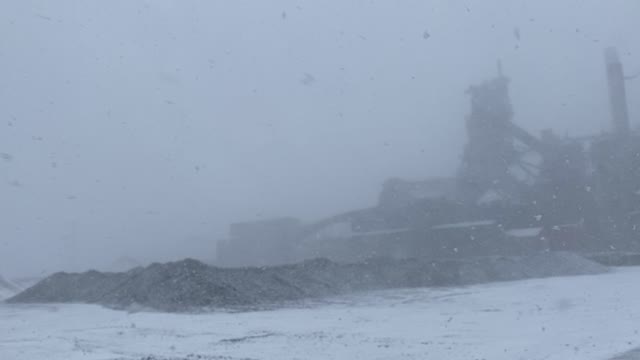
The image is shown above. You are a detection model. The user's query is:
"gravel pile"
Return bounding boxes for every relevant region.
[7,252,607,312]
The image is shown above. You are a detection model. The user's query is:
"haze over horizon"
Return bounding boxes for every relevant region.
[1,0,638,278]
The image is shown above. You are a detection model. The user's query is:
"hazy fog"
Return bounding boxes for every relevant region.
[1,0,638,277]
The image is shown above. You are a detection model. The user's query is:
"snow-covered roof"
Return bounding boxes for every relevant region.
[352,227,412,238]
[477,189,504,205]
[310,221,354,240]
[432,220,496,230]
[505,227,543,238]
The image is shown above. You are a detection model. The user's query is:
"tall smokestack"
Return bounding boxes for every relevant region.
[605,47,630,136]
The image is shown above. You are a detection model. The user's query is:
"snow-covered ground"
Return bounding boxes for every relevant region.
[2,267,640,360]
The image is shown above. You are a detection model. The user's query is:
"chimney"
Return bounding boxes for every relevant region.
[605,47,630,136]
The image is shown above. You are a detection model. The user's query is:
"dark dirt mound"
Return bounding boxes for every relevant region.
[7,252,606,312]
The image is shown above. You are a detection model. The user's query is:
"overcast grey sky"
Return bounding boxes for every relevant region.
[1,0,638,277]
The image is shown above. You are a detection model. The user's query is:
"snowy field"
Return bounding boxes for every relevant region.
[2,267,640,360]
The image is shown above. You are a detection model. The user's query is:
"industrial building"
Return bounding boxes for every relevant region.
[217,48,639,267]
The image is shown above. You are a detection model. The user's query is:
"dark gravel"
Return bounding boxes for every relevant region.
[7,252,606,312]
